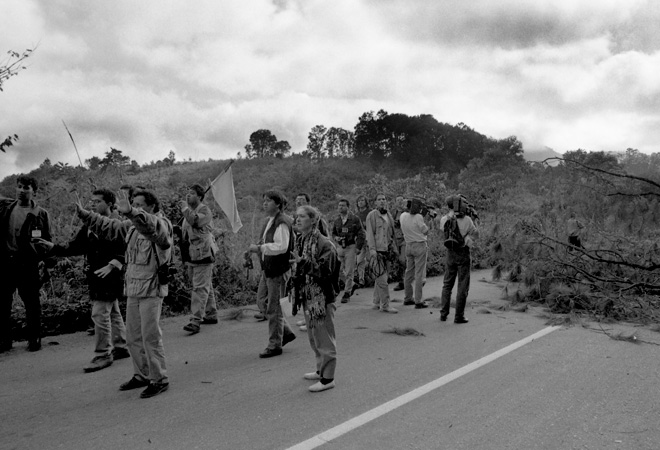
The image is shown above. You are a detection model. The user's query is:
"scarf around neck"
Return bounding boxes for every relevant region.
[297,227,326,328]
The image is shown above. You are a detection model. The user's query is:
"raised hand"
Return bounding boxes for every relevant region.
[116,189,131,214]
[73,192,88,217]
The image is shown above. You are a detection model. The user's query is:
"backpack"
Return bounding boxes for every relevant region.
[443,214,465,250]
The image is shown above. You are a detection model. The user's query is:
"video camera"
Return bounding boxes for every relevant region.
[242,250,254,270]
[407,198,438,218]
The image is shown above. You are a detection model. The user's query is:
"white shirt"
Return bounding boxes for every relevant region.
[400,212,428,243]
[260,216,290,258]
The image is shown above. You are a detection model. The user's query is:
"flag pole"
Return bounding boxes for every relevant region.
[204,159,235,195]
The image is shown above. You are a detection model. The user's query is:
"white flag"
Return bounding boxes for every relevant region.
[210,166,243,233]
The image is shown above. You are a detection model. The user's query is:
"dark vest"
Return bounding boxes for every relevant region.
[259,212,293,278]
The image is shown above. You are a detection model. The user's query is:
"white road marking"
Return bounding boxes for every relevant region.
[286,325,561,450]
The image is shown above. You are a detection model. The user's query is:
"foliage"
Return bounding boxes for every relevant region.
[244,129,291,159]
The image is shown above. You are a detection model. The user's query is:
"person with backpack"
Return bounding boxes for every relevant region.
[291,204,339,392]
[439,194,478,324]
[75,189,173,398]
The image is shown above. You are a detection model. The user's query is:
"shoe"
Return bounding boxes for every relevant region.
[255,313,267,322]
[259,348,283,358]
[393,282,404,291]
[381,307,398,314]
[304,371,321,380]
[454,317,469,324]
[440,315,448,322]
[372,304,380,310]
[341,293,350,303]
[111,347,130,360]
[350,283,361,296]
[299,325,307,331]
[282,333,296,347]
[296,319,306,326]
[403,300,415,306]
[183,323,200,334]
[119,376,150,391]
[83,354,113,373]
[201,318,218,325]
[140,382,169,399]
[27,339,41,352]
[309,380,335,392]
[415,303,429,309]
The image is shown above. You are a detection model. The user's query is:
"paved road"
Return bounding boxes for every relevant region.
[1,270,658,450]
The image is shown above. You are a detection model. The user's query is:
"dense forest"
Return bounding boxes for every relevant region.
[3,109,660,340]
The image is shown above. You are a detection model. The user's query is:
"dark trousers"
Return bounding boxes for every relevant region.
[0,258,42,346]
[440,249,471,319]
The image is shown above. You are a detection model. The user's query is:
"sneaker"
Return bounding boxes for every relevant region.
[309,380,335,392]
[372,304,381,310]
[183,322,200,334]
[299,325,307,331]
[403,300,415,306]
[282,333,296,347]
[440,315,448,322]
[296,319,306,326]
[140,381,169,399]
[454,317,469,324]
[414,302,429,309]
[381,307,398,314]
[112,347,130,360]
[393,282,404,291]
[341,292,350,303]
[259,347,283,358]
[83,354,113,373]
[119,376,150,391]
[304,371,321,380]
[255,313,267,322]
[201,318,218,325]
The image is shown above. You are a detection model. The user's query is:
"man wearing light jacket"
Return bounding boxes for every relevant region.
[76,189,172,399]
[400,199,430,309]
[179,184,218,335]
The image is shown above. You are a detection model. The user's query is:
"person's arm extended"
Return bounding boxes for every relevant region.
[80,211,130,243]
[181,204,212,229]
[128,208,171,249]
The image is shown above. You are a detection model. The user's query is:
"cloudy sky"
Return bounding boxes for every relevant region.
[2,0,660,180]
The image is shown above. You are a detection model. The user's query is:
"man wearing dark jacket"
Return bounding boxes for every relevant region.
[0,175,52,352]
[248,189,296,358]
[39,189,129,371]
[331,198,364,303]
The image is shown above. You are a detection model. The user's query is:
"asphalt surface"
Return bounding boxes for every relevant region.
[1,269,659,450]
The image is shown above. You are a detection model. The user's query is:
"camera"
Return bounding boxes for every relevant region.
[408,198,436,218]
[242,251,254,270]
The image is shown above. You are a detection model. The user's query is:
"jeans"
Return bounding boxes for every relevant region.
[187,263,218,324]
[0,258,41,346]
[440,249,471,319]
[126,296,168,383]
[404,241,428,303]
[91,299,127,355]
[258,273,294,350]
[305,303,337,380]
[372,256,391,309]
[337,244,357,293]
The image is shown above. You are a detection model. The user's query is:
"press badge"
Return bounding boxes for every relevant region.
[31,229,42,239]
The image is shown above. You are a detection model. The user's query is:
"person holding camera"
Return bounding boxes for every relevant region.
[365,194,399,313]
[76,189,172,398]
[179,184,219,335]
[399,199,430,309]
[331,198,364,303]
[439,195,477,324]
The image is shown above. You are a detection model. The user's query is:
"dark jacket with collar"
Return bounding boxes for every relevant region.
[258,211,293,278]
[0,198,52,265]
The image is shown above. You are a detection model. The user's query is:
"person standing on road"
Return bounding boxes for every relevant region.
[391,195,407,291]
[365,194,399,313]
[0,175,53,353]
[291,205,339,392]
[179,184,219,335]
[76,189,172,398]
[400,199,430,309]
[354,195,370,289]
[38,188,129,372]
[439,195,477,324]
[248,189,296,358]
[331,198,364,304]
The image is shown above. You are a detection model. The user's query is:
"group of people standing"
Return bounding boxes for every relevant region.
[1,175,478,399]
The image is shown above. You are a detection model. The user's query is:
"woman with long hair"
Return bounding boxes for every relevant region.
[291,205,339,392]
